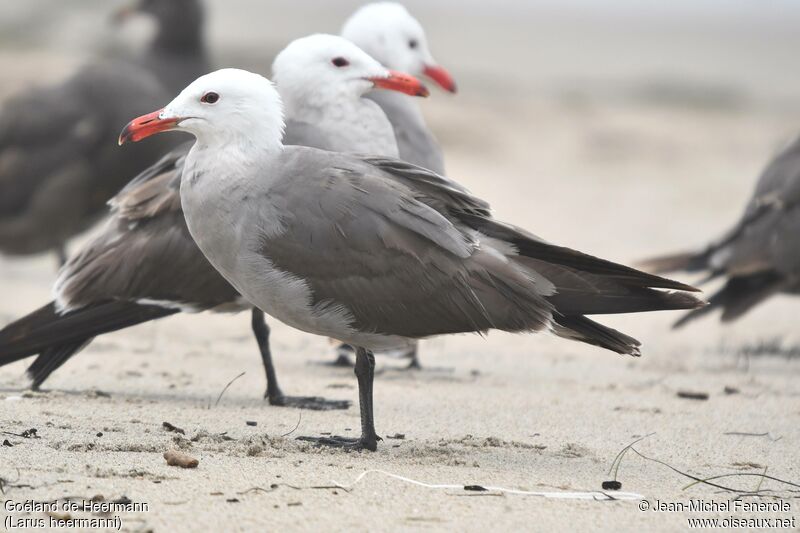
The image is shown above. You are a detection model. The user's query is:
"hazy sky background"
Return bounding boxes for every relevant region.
[3,1,800,107]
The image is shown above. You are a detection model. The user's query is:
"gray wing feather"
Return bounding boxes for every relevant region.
[57,144,238,311]
[358,156,490,217]
[109,142,190,220]
[259,149,553,338]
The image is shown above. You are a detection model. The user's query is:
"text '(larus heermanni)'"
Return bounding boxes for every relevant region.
[0,36,427,410]
[120,69,705,451]
[639,135,800,327]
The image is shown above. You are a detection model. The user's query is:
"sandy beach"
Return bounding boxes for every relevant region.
[1,2,799,531]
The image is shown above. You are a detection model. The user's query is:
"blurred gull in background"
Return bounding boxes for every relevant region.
[640,136,800,328]
[0,0,207,264]
[113,0,210,95]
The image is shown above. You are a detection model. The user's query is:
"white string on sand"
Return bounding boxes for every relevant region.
[332,469,644,501]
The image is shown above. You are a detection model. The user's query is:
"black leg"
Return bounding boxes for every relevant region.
[297,346,381,451]
[326,342,423,371]
[404,343,422,370]
[250,308,350,411]
[251,307,283,401]
[354,347,379,449]
[322,342,354,367]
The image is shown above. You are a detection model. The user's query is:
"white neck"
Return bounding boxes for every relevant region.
[183,137,281,189]
[286,94,398,158]
[367,90,426,126]
[178,132,285,284]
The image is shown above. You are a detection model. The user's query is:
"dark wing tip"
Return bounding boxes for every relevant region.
[655,275,703,293]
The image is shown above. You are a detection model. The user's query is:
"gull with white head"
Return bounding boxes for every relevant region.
[0,36,427,410]
[121,68,703,451]
[342,2,455,174]
[342,2,456,94]
[274,33,426,159]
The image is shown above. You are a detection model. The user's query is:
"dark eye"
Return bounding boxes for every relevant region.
[331,57,349,68]
[408,39,418,49]
[200,91,219,104]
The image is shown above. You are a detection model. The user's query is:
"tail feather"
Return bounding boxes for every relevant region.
[550,287,706,315]
[516,256,705,315]
[553,288,704,315]
[0,300,178,365]
[27,340,90,390]
[673,272,785,328]
[513,240,698,292]
[459,213,700,293]
[553,314,641,356]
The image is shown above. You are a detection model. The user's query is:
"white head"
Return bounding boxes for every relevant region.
[271,33,428,118]
[119,68,286,151]
[341,2,456,93]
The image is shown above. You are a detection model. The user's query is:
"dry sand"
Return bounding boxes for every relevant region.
[1,2,800,531]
